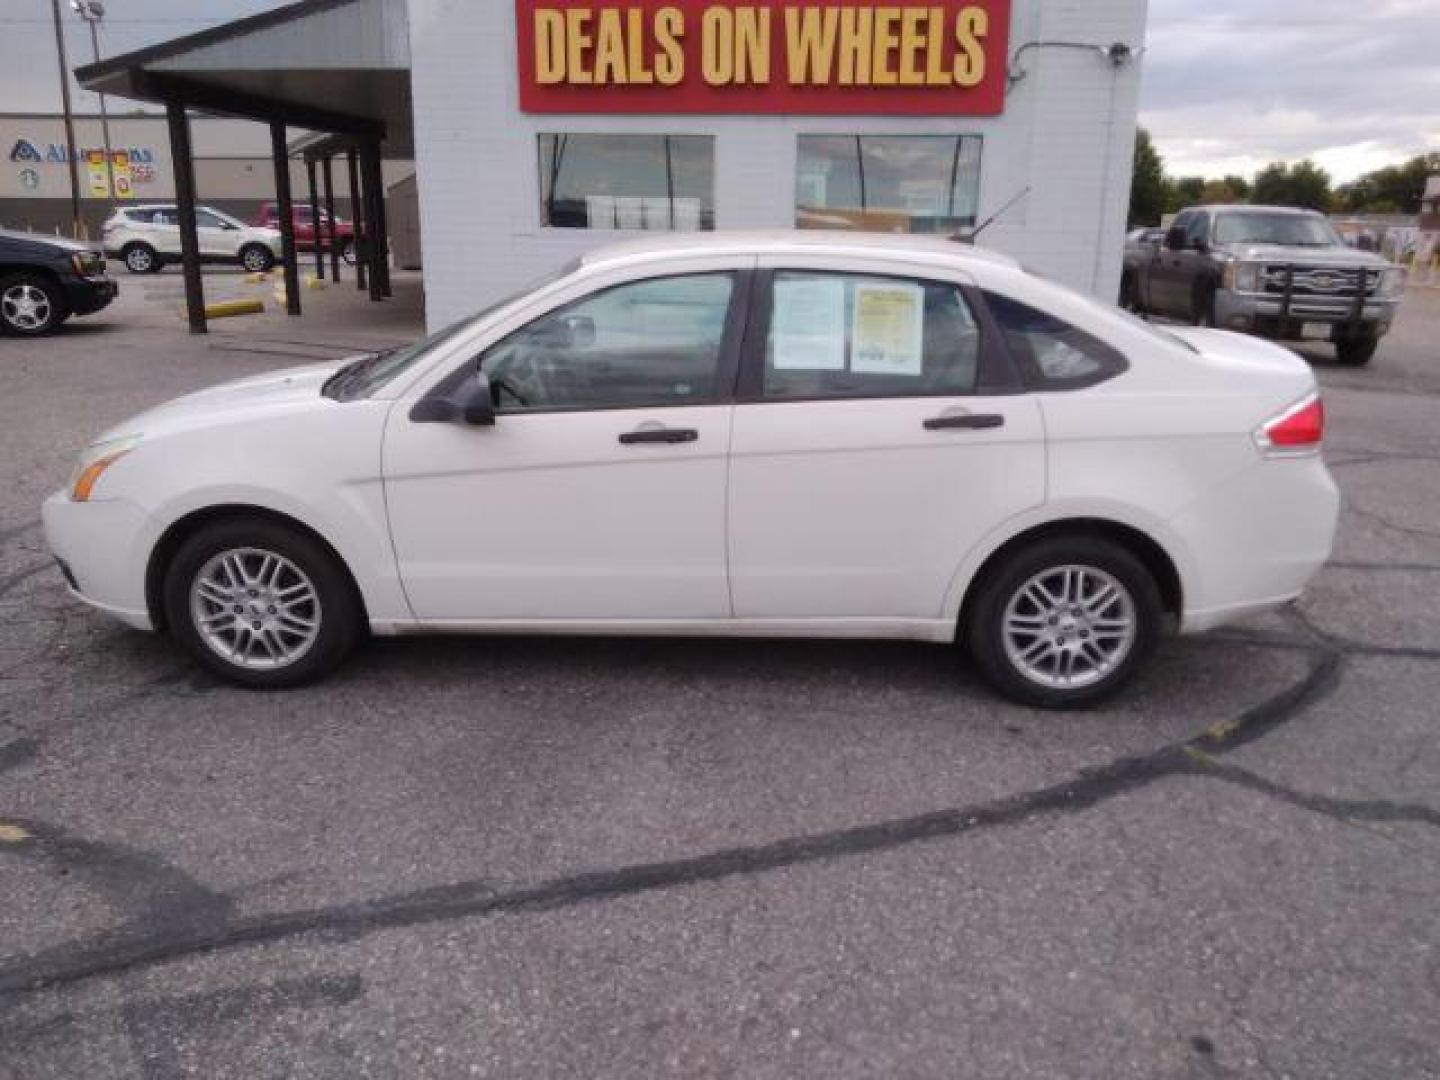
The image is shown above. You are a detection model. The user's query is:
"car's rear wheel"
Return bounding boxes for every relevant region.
[122,243,160,274]
[1191,282,1217,327]
[163,518,362,688]
[240,244,275,273]
[0,273,66,336]
[965,535,1163,708]
[1335,334,1379,367]
[340,240,357,266]
[1119,271,1143,313]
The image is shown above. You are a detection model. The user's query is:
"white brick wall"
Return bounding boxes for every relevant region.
[407,0,1147,328]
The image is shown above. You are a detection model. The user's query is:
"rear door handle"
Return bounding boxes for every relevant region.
[923,413,1005,431]
[619,427,699,445]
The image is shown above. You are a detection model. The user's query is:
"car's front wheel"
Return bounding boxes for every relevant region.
[122,243,160,274]
[1335,334,1379,367]
[965,535,1163,708]
[239,244,276,273]
[163,518,362,688]
[0,273,65,335]
[340,239,357,265]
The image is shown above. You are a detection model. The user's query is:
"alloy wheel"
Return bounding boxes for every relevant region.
[126,247,153,272]
[189,547,322,670]
[1,283,53,332]
[242,247,270,272]
[1000,565,1137,690]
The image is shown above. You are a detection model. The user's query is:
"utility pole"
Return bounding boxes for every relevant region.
[73,1,116,205]
[49,0,84,238]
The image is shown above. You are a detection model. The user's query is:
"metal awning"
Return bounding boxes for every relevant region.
[76,0,411,154]
[74,0,410,332]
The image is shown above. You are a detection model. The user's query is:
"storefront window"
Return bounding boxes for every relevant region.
[796,135,981,235]
[538,134,715,231]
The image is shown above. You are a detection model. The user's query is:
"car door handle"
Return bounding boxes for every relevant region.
[923,413,1005,431]
[618,427,699,445]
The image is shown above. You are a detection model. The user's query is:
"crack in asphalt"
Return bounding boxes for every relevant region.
[0,644,1372,1000]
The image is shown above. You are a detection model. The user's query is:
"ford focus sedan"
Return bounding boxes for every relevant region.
[43,233,1339,707]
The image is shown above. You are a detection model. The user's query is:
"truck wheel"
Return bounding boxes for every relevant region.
[1120,271,1143,313]
[340,240,357,266]
[1191,283,1217,328]
[1336,335,1379,367]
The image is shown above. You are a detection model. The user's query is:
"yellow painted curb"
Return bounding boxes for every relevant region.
[304,275,326,290]
[203,298,265,319]
[0,822,30,843]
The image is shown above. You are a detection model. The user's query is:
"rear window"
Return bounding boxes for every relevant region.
[984,292,1128,389]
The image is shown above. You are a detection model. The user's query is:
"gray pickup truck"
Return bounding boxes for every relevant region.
[1121,205,1405,366]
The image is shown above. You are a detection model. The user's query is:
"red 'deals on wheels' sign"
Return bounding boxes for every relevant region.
[516,0,1010,114]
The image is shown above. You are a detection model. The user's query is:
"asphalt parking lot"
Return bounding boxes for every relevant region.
[2,277,1438,1079]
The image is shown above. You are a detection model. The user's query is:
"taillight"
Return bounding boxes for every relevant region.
[1256,394,1324,454]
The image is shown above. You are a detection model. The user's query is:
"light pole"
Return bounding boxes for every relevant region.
[72,0,116,207]
[48,0,83,238]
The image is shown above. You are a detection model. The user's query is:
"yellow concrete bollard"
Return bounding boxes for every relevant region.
[244,271,267,284]
[202,298,265,319]
[304,275,326,290]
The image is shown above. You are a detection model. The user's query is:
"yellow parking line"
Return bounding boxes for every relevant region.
[0,822,31,843]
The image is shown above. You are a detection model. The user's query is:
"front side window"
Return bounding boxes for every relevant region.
[480,273,734,412]
[761,271,981,400]
[796,135,981,235]
[1185,212,1210,247]
[984,292,1127,389]
[538,134,715,231]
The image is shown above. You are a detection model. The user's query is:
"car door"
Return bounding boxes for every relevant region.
[383,264,748,622]
[193,209,236,258]
[148,207,183,256]
[726,260,1046,622]
[1148,210,1195,316]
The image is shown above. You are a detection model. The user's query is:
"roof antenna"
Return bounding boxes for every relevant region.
[953,186,1030,244]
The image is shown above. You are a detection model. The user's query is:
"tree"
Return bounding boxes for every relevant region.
[1169,176,1206,211]
[1222,174,1251,201]
[1336,153,1440,213]
[1200,178,1244,204]
[1251,160,1332,211]
[1128,127,1168,227]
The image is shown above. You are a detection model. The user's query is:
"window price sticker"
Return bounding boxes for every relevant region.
[851,282,923,375]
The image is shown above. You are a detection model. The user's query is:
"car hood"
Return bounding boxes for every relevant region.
[1216,242,1390,267]
[0,227,96,256]
[96,360,353,442]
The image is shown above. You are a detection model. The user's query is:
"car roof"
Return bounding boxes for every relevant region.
[1194,205,1320,217]
[578,230,1021,274]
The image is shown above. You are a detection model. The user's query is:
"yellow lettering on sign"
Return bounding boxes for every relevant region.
[784,7,839,84]
[702,7,733,84]
[534,9,565,84]
[871,7,900,86]
[953,5,988,87]
[734,8,771,84]
[836,7,874,86]
[897,8,926,85]
[626,8,655,83]
[655,7,685,85]
[594,8,626,83]
[564,8,593,84]
[924,6,951,85]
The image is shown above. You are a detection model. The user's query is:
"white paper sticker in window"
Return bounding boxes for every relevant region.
[851,282,924,375]
[771,277,846,370]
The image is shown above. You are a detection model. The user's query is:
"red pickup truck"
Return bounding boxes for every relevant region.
[252,202,357,264]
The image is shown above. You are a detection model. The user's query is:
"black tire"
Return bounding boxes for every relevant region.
[1119,271,1143,314]
[340,240,357,266]
[965,535,1164,709]
[239,244,275,273]
[1335,335,1378,367]
[0,272,67,336]
[1191,282,1217,327]
[162,517,362,689]
[122,243,160,274]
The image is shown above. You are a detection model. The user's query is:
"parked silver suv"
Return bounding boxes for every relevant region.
[1121,205,1405,366]
[102,204,283,275]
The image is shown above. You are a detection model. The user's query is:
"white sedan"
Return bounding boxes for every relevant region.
[43,232,1339,707]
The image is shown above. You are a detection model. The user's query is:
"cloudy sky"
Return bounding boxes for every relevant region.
[3,0,1438,184]
[1141,0,1440,182]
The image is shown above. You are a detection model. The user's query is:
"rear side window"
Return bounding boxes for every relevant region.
[760,271,981,401]
[984,292,1127,390]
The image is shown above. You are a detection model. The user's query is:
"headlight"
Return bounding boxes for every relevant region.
[69,435,142,502]
[1377,267,1406,299]
[71,251,105,277]
[1223,261,1262,293]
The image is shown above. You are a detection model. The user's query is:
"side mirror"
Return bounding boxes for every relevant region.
[1164,226,1188,251]
[409,372,496,426]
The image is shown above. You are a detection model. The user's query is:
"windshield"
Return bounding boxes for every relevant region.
[1213,213,1341,248]
[323,261,580,400]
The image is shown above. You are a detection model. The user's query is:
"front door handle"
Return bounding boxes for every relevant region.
[619,426,699,445]
[923,413,1005,431]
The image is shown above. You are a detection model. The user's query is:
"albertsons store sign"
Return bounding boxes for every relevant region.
[9,138,157,165]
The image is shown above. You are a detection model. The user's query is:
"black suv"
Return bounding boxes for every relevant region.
[0,227,117,336]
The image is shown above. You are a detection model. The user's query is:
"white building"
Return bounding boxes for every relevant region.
[76,0,1147,330]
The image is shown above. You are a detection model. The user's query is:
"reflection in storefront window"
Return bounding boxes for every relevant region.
[538,134,715,231]
[796,135,981,235]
